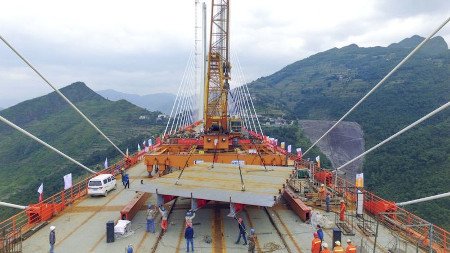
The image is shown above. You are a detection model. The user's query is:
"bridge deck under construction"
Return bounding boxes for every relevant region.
[20,161,427,253]
[134,163,293,207]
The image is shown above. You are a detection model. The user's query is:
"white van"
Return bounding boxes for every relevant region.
[87,174,117,196]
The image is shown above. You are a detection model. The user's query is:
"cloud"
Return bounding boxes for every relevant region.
[0,0,449,108]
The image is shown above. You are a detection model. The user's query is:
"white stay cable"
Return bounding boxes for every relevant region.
[179,63,195,131]
[233,58,258,133]
[163,53,190,136]
[0,115,96,174]
[0,35,126,157]
[234,52,264,135]
[335,101,450,172]
[237,86,252,131]
[396,192,450,206]
[170,52,194,134]
[303,17,450,156]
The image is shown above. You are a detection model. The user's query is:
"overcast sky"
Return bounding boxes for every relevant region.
[0,0,449,108]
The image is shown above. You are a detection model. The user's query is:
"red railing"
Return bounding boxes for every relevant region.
[0,151,146,250]
[299,159,449,253]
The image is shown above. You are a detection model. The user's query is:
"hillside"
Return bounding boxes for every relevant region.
[97,89,175,114]
[248,35,450,229]
[0,82,165,219]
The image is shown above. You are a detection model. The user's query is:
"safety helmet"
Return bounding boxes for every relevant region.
[335,241,341,246]
[50,226,55,231]
[347,239,351,243]
[313,232,318,237]
[322,242,328,248]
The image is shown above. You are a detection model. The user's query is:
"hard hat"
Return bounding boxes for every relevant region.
[347,239,351,243]
[250,228,255,235]
[148,204,153,209]
[322,242,328,248]
[50,226,55,231]
[313,232,318,237]
[335,241,341,246]
[321,184,325,187]
[340,199,344,203]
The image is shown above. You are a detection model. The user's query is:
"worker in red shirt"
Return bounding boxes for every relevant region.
[322,242,331,253]
[311,232,321,253]
[333,241,345,253]
[340,199,346,222]
[345,239,357,253]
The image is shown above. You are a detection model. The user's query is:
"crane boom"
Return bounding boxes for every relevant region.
[204,0,231,133]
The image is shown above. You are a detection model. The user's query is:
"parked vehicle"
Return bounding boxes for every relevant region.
[87,174,117,196]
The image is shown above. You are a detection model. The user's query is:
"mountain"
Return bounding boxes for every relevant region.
[0,82,165,219]
[248,36,450,229]
[97,89,175,114]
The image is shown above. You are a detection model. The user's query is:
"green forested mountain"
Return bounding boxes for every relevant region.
[248,35,450,229]
[0,82,165,219]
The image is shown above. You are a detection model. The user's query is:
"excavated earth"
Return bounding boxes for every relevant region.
[298,120,365,180]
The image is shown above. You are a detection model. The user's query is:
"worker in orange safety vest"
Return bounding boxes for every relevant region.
[333,241,345,253]
[318,184,327,201]
[322,242,331,253]
[311,232,322,253]
[345,239,357,253]
[339,200,346,221]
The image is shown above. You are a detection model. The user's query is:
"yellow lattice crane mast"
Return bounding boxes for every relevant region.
[204,0,231,135]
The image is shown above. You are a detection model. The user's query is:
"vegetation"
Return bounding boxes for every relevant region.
[0,82,165,219]
[249,36,450,229]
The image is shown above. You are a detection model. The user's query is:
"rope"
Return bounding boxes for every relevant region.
[303,16,450,156]
[0,35,126,157]
[0,115,96,174]
[335,101,450,172]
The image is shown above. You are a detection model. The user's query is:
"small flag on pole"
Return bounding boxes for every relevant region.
[148,138,152,146]
[296,148,303,160]
[37,183,43,202]
[142,140,146,147]
[104,158,108,169]
[138,144,141,152]
[287,145,292,153]
[126,148,129,157]
[315,155,321,168]
[63,173,72,190]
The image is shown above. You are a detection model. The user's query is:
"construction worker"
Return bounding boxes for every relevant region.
[159,205,168,232]
[185,223,194,252]
[340,200,346,222]
[316,225,324,242]
[345,239,357,253]
[123,174,130,189]
[322,242,331,253]
[311,232,321,253]
[319,184,327,203]
[49,226,56,253]
[333,241,345,253]
[126,244,134,253]
[185,209,196,227]
[235,217,247,245]
[146,204,156,233]
[325,192,331,212]
[248,228,256,253]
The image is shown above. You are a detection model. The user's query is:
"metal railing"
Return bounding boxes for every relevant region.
[296,159,449,253]
[0,150,146,252]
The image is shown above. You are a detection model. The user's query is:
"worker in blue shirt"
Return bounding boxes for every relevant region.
[235,217,247,245]
[317,224,324,242]
[185,223,194,252]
